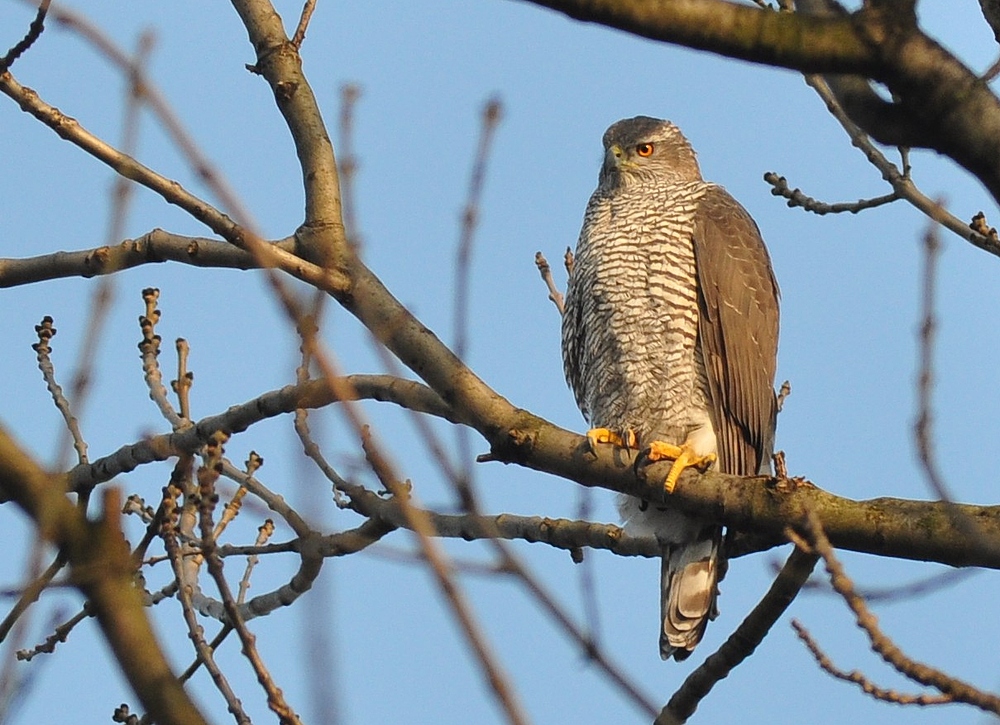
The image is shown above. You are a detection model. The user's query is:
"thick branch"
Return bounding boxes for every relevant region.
[229,0,347,265]
[524,0,1000,207]
[489,415,1000,570]
[56,371,1000,571]
[521,0,876,74]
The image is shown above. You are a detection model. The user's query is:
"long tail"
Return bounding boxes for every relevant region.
[660,527,722,661]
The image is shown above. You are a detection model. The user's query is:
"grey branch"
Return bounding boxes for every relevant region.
[0,230,296,288]
[657,546,819,724]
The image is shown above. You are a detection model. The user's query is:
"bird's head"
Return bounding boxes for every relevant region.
[598,116,702,189]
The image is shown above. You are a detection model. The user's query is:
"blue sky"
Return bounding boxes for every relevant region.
[1,1,999,723]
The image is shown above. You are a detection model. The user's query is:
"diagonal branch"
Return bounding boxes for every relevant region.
[656,545,819,724]
[792,620,954,707]
[521,0,1000,206]
[0,71,349,294]
[797,509,1000,714]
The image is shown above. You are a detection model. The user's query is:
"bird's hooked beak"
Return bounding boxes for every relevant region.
[603,143,636,178]
[603,144,624,177]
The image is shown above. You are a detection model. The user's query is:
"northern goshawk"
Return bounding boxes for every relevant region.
[561,116,780,660]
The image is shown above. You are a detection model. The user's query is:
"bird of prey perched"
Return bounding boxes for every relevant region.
[561,116,779,660]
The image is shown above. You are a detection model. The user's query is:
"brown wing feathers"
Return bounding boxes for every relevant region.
[692,187,780,476]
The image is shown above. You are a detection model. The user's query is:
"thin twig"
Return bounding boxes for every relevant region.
[502,542,659,718]
[360,346,657,717]
[797,510,1000,714]
[294,408,351,506]
[26,1,257,227]
[31,317,88,464]
[339,398,530,725]
[63,31,154,472]
[534,252,565,314]
[909,216,1000,556]
[0,0,49,73]
[178,625,233,684]
[137,288,184,429]
[763,172,899,215]
[338,84,362,248]
[0,595,54,720]
[362,543,505,575]
[454,97,503,364]
[775,379,791,413]
[238,519,274,605]
[452,98,503,507]
[293,312,351,506]
[983,55,1000,82]
[914,218,948,500]
[197,441,304,725]
[172,338,193,421]
[290,0,316,49]
[573,486,601,645]
[791,620,953,706]
[161,457,251,725]
[16,605,90,661]
[214,452,262,540]
[0,555,66,644]
[802,74,1000,258]
[360,314,661,717]
[786,560,976,603]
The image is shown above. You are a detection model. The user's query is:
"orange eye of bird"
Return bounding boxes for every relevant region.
[636,143,654,157]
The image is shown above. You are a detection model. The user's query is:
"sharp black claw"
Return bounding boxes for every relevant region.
[632,446,652,476]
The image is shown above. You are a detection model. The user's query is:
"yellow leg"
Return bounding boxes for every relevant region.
[586,427,638,453]
[645,441,717,494]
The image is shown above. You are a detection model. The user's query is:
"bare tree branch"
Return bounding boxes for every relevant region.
[797,509,1000,714]
[523,0,875,73]
[657,546,819,724]
[792,620,954,706]
[0,230,296,288]
[534,251,566,314]
[0,0,49,73]
[763,172,899,215]
[0,72,348,293]
[44,367,1000,572]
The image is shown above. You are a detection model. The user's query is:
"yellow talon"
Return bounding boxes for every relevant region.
[645,441,717,494]
[586,427,638,453]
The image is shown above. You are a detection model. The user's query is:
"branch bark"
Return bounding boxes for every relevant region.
[0,230,293,288]
[52,371,1000,571]
[522,0,876,73]
[522,0,1000,207]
